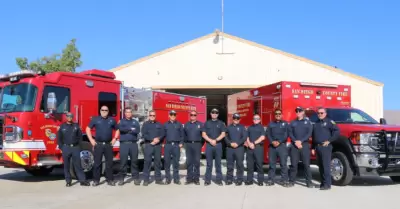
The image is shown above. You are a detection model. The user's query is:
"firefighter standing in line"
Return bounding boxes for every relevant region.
[288,107,315,188]
[225,113,247,186]
[245,114,266,186]
[86,105,119,186]
[312,107,340,190]
[202,108,226,186]
[183,110,203,185]
[117,107,141,186]
[141,110,165,186]
[266,109,290,187]
[163,110,184,185]
[57,112,90,187]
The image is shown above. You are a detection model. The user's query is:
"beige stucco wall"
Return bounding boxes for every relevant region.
[113,35,383,120]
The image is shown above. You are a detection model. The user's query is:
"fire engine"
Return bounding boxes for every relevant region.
[0,69,207,178]
[228,81,400,186]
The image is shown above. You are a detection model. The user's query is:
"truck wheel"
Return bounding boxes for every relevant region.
[331,151,353,186]
[179,147,187,169]
[25,167,54,176]
[70,142,95,179]
[390,176,400,182]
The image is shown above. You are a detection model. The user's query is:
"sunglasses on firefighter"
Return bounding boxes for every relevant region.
[190,114,197,116]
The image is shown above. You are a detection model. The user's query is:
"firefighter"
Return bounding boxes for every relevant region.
[86,105,119,186]
[266,109,290,187]
[245,114,266,186]
[117,107,141,186]
[163,110,184,185]
[183,110,203,185]
[142,110,165,186]
[312,107,340,190]
[202,108,227,186]
[57,112,90,187]
[225,113,247,186]
[288,106,316,188]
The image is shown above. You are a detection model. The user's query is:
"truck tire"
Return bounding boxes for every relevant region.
[331,151,353,186]
[70,142,95,179]
[390,176,400,182]
[25,167,54,176]
[179,147,187,170]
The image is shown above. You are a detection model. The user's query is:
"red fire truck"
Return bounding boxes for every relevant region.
[228,81,400,186]
[0,69,207,178]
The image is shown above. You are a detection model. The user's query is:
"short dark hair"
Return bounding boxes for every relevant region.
[317,107,326,112]
[148,110,155,114]
[124,107,132,112]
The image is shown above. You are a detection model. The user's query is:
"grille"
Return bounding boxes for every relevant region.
[386,132,400,152]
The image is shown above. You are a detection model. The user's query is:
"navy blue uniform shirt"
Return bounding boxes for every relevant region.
[142,121,164,143]
[118,118,140,142]
[88,116,117,142]
[202,119,227,139]
[266,120,289,143]
[164,120,184,144]
[57,122,82,146]
[289,118,313,143]
[184,121,204,142]
[225,123,247,145]
[312,117,340,145]
[247,123,266,144]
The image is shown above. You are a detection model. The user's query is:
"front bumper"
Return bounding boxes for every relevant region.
[0,150,30,168]
[356,153,400,176]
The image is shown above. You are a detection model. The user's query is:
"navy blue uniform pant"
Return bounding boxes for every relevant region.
[62,145,86,183]
[289,142,312,183]
[246,144,264,183]
[316,144,332,188]
[268,143,289,182]
[164,143,181,181]
[226,146,245,182]
[205,142,223,182]
[185,141,202,181]
[93,143,114,182]
[143,143,162,182]
[118,141,139,180]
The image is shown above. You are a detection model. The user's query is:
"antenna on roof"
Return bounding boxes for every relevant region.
[216,0,234,55]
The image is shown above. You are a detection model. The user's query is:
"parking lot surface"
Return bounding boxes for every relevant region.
[0,160,398,209]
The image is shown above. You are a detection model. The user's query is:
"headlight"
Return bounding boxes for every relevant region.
[353,132,380,152]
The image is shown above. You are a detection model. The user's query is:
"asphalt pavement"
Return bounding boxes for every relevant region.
[0,160,398,209]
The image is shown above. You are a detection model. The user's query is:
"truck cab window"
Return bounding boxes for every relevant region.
[253,100,260,115]
[99,92,117,117]
[40,86,70,113]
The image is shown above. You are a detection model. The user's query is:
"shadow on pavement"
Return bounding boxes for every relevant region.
[0,168,65,182]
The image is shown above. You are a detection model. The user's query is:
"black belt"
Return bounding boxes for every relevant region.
[186,141,201,143]
[96,141,111,145]
[120,141,137,144]
[63,143,79,147]
[166,141,180,145]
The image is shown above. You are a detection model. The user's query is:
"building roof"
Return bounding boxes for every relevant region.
[109,31,383,87]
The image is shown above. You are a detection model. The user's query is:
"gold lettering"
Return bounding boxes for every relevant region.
[292,89,314,95]
[322,91,348,97]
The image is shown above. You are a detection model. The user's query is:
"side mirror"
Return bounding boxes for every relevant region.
[380,118,387,125]
[46,92,57,112]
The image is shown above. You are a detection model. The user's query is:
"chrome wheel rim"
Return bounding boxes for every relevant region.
[80,150,94,172]
[331,158,344,181]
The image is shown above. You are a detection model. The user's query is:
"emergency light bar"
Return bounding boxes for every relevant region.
[299,82,338,88]
[0,70,37,82]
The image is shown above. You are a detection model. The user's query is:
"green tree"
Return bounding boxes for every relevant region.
[16,39,82,73]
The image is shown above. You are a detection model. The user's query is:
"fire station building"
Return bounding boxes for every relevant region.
[110,30,383,122]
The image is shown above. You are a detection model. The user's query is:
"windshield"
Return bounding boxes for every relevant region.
[0,83,38,113]
[306,108,379,124]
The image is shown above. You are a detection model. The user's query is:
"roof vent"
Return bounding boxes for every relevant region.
[79,69,116,79]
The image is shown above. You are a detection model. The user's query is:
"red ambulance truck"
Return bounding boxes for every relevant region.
[228,81,400,186]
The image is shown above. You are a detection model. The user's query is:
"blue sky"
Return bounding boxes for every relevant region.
[0,0,398,109]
